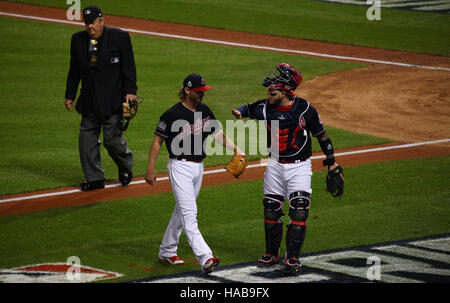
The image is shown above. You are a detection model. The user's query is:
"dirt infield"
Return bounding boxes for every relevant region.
[0,2,449,217]
[299,65,450,143]
[1,141,448,217]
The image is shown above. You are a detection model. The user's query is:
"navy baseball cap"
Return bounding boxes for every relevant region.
[83,5,102,24]
[183,73,212,92]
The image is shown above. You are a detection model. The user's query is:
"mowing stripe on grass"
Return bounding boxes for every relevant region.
[1,11,449,71]
[0,138,448,204]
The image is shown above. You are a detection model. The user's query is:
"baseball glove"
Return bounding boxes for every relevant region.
[119,96,143,131]
[225,152,248,178]
[326,165,344,198]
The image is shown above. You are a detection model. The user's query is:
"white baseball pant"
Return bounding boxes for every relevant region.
[159,159,213,267]
[264,158,313,198]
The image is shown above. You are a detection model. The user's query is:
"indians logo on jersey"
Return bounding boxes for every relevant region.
[177,117,211,140]
[299,116,306,127]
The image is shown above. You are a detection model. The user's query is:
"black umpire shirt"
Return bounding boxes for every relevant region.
[65,26,137,119]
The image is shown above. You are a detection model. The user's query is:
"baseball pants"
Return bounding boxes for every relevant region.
[79,112,133,182]
[159,159,213,267]
[264,158,313,198]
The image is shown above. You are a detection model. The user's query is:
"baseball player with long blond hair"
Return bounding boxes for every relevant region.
[145,73,246,275]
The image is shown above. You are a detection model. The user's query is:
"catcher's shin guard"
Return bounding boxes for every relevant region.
[286,191,310,259]
[264,221,283,258]
[286,222,307,259]
[263,195,284,257]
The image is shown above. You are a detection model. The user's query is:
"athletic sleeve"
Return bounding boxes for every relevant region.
[237,99,266,120]
[307,105,326,137]
[155,111,170,138]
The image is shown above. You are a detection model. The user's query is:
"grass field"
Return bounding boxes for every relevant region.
[0,16,389,196]
[0,156,448,282]
[0,1,448,283]
[6,0,450,56]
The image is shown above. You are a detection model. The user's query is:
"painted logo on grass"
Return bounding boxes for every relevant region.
[135,234,450,283]
[0,262,122,283]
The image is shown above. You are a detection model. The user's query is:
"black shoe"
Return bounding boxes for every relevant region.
[257,254,279,268]
[119,171,132,186]
[80,180,105,191]
[285,257,302,273]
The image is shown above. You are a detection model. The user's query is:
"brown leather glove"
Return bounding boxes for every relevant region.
[225,152,248,178]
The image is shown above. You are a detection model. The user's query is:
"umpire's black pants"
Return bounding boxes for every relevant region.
[79,112,133,182]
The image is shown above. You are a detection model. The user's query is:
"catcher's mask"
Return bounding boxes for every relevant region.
[262,63,303,91]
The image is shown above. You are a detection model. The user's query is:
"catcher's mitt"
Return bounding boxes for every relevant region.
[326,165,344,198]
[119,96,143,131]
[225,152,248,178]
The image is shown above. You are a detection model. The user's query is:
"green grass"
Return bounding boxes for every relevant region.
[0,156,448,282]
[0,17,391,196]
[7,0,450,56]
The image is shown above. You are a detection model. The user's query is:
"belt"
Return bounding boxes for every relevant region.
[277,158,307,164]
[172,157,203,163]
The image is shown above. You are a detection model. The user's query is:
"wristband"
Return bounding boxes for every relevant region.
[322,156,336,167]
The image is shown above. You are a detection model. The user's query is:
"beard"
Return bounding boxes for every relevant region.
[268,96,282,106]
[188,93,203,106]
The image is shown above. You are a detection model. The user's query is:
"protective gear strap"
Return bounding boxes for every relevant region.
[291,220,307,226]
[264,218,279,224]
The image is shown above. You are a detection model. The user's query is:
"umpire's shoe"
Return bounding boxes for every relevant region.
[285,257,302,273]
[203,257,220,275]
[257,254,279,267]
[119,171,133,186]
[80,180,105,191]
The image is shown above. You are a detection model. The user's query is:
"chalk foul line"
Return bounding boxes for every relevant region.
[0,12,449,71]
[0,139,448,204]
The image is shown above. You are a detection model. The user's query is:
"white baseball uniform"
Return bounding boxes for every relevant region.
[155,101,220,267]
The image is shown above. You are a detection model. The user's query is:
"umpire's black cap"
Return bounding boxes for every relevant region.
[183,73,212,92]
[83,5,103,24]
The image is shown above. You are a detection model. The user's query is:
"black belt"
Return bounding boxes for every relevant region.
[172,157,203,163]
[277,157,307,164]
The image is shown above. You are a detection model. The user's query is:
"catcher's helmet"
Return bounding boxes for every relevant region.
[262,63,303,91]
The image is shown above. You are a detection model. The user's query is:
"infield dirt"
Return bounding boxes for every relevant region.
[0,2,448,216]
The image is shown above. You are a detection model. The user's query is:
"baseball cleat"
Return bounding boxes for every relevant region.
[159,256,184,265]
[285,257,302,273]
[257,254,279,267]
[202,257,220,275]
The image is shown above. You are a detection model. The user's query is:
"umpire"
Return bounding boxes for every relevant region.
[64,6,137,191]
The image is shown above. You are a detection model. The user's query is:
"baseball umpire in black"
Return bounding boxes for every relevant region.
[64,5,137,191]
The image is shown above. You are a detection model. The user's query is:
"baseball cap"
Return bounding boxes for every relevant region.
[183,73,212,92]
[83,5,103,24]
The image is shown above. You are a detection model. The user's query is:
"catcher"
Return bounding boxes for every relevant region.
[231,63,344,274]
